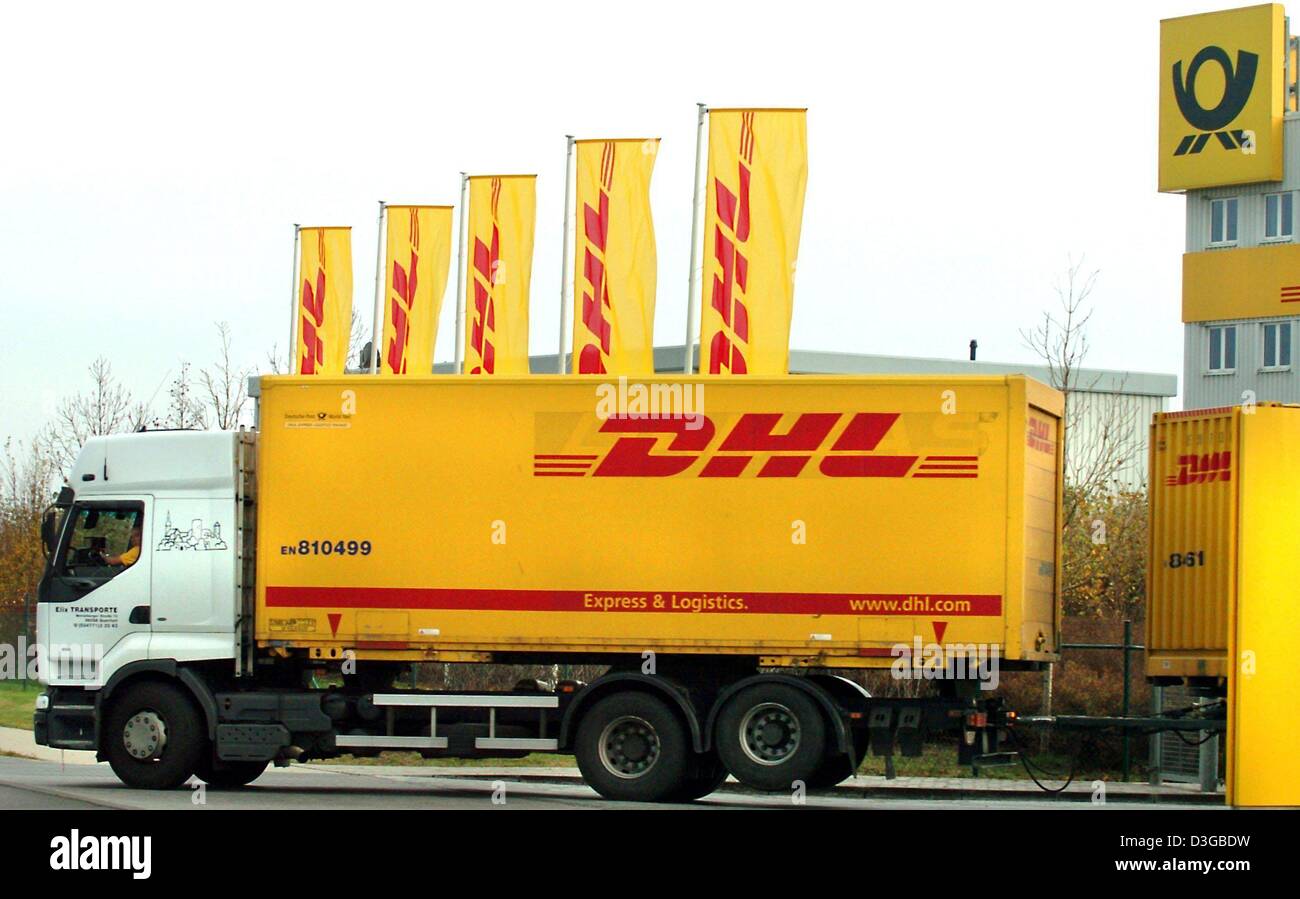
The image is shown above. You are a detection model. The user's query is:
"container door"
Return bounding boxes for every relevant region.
[1022,406,1060,656]
[1147,409,1238,680]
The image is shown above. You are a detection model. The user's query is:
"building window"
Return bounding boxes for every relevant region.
[1210,198,1238,245]
[1209,325,1236,373]
[1263,321,1292,370]
[1265,192,1294,240]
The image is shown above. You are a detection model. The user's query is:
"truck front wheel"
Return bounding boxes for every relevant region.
[575,692,690,803]
[103,682,205,790]
[715,683,827,792]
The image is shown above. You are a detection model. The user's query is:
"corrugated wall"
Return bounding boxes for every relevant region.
[1067,391,1166,490]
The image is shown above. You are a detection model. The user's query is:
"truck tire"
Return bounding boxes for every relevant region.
[574,692,690,803]
[195,757,268,789]
[104,682,205,790]
[670,752,729,801]
[715,683,827,792]
[805,740,867,790]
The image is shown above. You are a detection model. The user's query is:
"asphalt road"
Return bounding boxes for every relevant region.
[0,756,1216,811]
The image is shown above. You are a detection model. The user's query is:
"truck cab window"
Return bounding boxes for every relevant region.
[57,504,145,580]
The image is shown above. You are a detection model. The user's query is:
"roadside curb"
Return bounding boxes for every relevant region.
[0,726,98,766]
[0,774,135,810]
[306,764,1223,805]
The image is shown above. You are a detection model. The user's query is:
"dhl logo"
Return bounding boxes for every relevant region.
[1026,417,1055,454]
[533,412,979,479]
[469,178,503,375]
[299,231,329,375]
[385,211,421,374]
[577,142,616,374]
[1165,451,1232,486]
[708,112,756,374]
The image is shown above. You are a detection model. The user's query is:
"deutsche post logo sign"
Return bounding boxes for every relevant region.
[1159,4,1284,192]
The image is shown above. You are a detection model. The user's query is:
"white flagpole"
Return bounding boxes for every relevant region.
[369,201,387,374]
[453,173,469,374]
[558,136,576,374]
[287,224,301,374]
[684,103,709,374]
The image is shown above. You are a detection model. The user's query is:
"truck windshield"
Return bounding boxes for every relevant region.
[57,503,145,579]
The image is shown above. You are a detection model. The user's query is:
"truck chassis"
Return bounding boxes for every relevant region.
[37,656,1011,801]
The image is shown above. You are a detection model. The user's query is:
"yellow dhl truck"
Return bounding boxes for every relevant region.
[34,374,1063,801]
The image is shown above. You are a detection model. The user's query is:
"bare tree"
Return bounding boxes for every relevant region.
[264,342,287,375]
[46,357,140,473]
[348,307,367,371]
[1021,258,1143,525]
[1021,258,1148,731]
[202,322,251,430]
[159,362,208,430]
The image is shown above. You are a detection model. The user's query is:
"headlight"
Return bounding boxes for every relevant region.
[34,694,50,710]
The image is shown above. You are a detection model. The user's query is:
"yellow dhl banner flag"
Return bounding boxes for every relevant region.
[465,175,536,375]
[700,109,807,375]
[382,205,453,375]
[572,138,659,375]
[296,227,354,375]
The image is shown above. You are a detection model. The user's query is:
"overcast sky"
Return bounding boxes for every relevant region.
[0,0,1224,443]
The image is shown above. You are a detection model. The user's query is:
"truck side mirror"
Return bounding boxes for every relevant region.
[40,506,59,559]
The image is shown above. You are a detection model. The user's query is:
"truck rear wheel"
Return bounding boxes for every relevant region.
[195,757,268,789]
[575,692,690,803]
[104,682,205,790]
[715,683,827,792]
[805,741,867,790]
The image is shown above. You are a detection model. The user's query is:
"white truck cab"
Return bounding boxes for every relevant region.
[35,430,245,759]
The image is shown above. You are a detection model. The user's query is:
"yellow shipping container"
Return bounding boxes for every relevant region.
[253,374,1063,669]
[1147,404,1300,683]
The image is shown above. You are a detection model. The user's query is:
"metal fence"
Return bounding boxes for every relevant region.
[1059,619,1143,781]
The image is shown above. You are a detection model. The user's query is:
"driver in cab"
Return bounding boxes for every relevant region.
[104,522,143,568]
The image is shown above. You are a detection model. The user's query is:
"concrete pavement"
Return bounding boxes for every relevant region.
[0,744,1221,810]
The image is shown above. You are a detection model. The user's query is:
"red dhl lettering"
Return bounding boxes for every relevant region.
[469,178,502,375]
[299,230,330,374]
[1027,417,1055,454]
[577,143,615,374]
[385,212,421,374]
[299,267,326,374]
[1166,451,1232,486]
[533,413,981,479]
[708,112,755,375]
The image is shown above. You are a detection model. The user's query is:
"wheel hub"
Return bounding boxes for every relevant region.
[740,702,801,766]
[123,710,167,761]
[598,715,661,779]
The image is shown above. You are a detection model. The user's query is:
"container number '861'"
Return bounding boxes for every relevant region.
[281,539,373,556]
[1167,550,1205,569]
